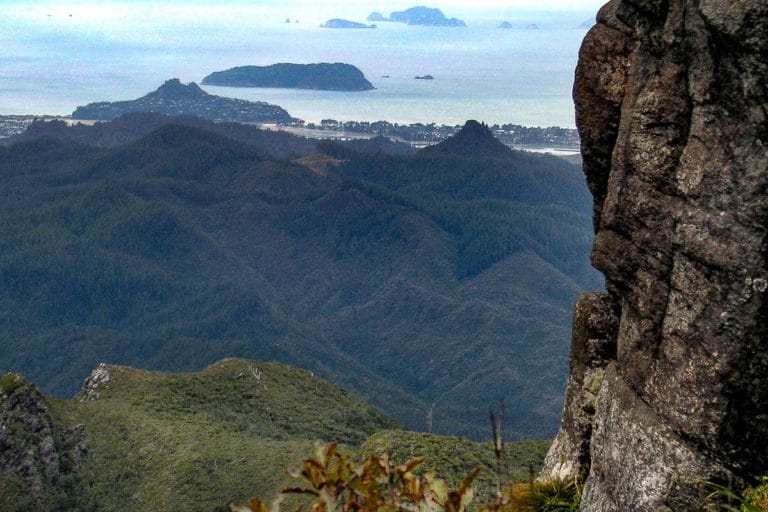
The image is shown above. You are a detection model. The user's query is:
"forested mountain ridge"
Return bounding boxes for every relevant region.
[0,118,599,439]
[3,112,318,159]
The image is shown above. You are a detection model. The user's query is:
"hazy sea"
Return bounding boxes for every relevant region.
[0,3,593,128]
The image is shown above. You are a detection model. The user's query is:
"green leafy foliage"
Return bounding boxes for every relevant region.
[745,478,768,511]
[0,373,25,395]
[0,474,35,512]
[706,480,768,512]
[231,443,479,512]
[360,430,549,502]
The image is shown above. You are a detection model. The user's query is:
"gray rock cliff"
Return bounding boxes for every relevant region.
[543,0,768,509]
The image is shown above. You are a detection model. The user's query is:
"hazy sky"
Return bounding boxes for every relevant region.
[2,1,608,25]
[0,0,607,9]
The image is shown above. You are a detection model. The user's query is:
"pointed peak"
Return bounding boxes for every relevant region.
[458,119,494,138]
[151,78,207,99]
[161,78,183,87]
[418,120,512,160]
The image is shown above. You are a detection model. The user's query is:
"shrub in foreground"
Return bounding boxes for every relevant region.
[499,479,580,512]
[230,443,479,512]
[707,479,768,512]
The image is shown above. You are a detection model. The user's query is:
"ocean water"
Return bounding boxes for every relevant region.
[0,3,593,128]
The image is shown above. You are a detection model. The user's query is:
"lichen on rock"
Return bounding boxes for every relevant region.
[545,0,768,509]
[79,363,112,402]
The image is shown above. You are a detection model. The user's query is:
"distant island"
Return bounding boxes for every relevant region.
[498,21,514,29]
[414,75,434,80]
[366,12,388,22]
[366,6,465,27]
[202,63,375,91]
[321,18,376,29]
[71,79,297,123]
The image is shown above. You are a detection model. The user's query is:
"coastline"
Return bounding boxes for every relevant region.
[259,123,582,162]
[1,115,582,163]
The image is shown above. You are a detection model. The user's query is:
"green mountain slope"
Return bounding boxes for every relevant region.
[2,360,396,511]
[0,119,599,439]
[1,365,550,511]
[361,430,550,502]
[56,360,397,512]
[6,112,317,159]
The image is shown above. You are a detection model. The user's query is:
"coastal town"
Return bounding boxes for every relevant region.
[303,119,580,148]
[2,114,579,152]
[0,115,66,139]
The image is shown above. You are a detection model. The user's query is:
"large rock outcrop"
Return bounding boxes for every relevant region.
[543,0,768,509]
[0,373,86,506]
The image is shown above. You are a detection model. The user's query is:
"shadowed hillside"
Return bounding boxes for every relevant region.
[0,119,599,439]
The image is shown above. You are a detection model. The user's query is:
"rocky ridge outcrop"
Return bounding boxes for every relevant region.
[0,373,86,504]
[79,363,113,401]
[543,0,768,509]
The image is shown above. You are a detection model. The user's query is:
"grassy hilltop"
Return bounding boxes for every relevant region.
[1,361,549,511]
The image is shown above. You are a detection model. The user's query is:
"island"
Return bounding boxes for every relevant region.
[366,12,388,22]
[498,21,514,29]
[71,78,298,124]
[414,75,434,80]
[321,19,376,29]
[368,6,465,27]
[202,63,375,92]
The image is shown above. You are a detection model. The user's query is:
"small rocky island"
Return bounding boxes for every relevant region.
[366,12,388,22]
[72,79,297,123]
[367,6,465,27]
[202,63,375,91]
[321,19,376,29]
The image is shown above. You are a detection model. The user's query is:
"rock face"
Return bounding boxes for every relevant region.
[541,293,617,483]
[79,363,112,401]
[0,373,86,504]
[543,0,768,509]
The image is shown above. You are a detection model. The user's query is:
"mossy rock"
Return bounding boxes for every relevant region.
[0,373,26,396]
